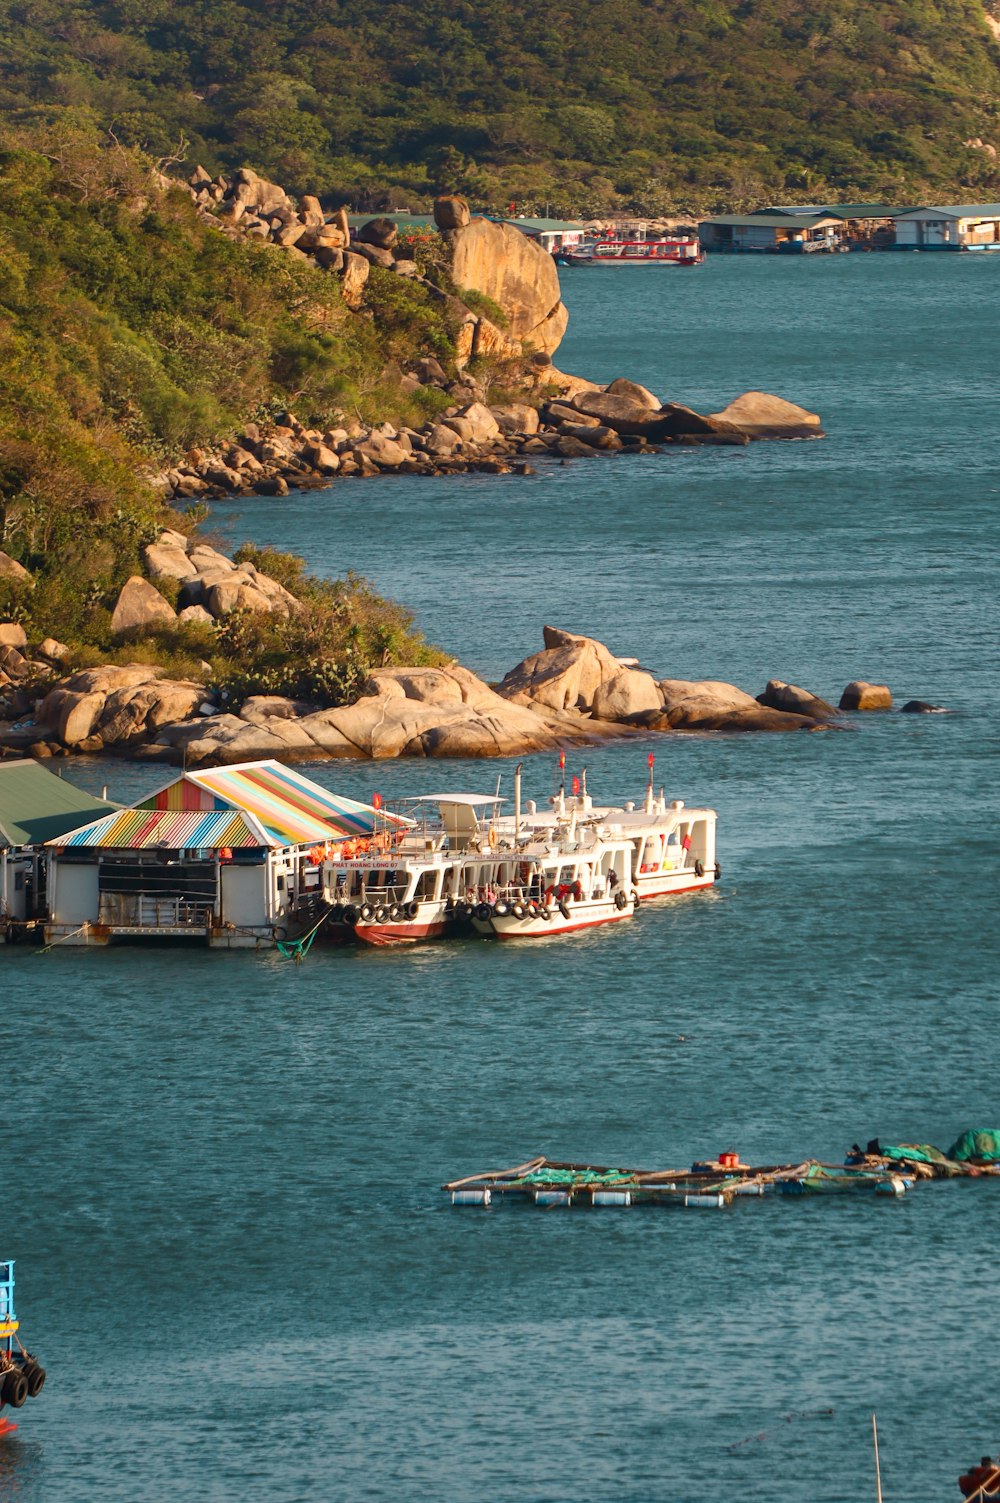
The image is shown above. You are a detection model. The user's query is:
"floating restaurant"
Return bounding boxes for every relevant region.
[41,759,408,948]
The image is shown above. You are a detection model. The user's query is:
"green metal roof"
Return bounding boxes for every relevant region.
[701,213,841,229]
[822,203,898,218]
[894,203,1000,219]
[499,217,585,231]
[0,759,116,848]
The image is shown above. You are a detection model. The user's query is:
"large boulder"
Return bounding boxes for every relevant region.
[605,377,662,409]
[143,542,198,581]
[591,669,662,722]
[356,217,398,249]
[434,196,472,230]
[708,391,823,439]
[110,577,177,637]
[566,390,675,438]
[840,680,893,711]
[96,681,203,746]
[0,551,32,586]
[0,623,27,649]
[757,679,837,721]
[442,402,501,447]
[654,679,820,732]
[496,626,623,712]
[340,251,370,307]
[447,218,567,356]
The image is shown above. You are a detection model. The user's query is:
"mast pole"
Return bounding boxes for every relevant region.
[872,1412,883,1503]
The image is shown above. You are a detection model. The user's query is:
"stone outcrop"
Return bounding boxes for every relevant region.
[3,619,919,764]
[652,680,823,732]
[839,680,893,711]
[757,679,837,720]
[445,216,568,357]
[709,391,824,439]
[110,577,177,637]
[497,626,624,711]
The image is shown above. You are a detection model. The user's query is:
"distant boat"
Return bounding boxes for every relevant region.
[557,236,703,266]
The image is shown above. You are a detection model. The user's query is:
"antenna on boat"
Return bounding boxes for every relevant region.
[646,751,655,813]
[557,750,566,815]
[872,1412,883,1503]
[514,762,522,847]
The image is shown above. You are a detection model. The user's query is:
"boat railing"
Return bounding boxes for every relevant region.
[96,892,214,928]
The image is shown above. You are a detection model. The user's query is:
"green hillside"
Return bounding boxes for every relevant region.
[2,0,1000,210]
[0,138,445,690]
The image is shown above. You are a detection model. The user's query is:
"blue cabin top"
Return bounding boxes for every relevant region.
[0,1262,15,1340]
[0,1263,13,1318]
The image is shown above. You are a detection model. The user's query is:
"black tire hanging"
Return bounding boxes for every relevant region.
[511,902,525,919]
[359,902,374,921]
[26,1365,45,1398]
[614,890,627,911]
[475,902,492,921]
[558,899,571,920]
[695,860,705,877]
[343,905,359,924]
[714,863,722,880]
[374,906,388,924]
[406,901,419,919]
[4,1371,27,1408]
[493,901,509,917]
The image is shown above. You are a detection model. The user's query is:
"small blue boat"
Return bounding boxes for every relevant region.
[0,1261,46,1429]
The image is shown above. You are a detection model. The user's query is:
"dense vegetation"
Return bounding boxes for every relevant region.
[0,136,445,698]
[2,0,1000,212]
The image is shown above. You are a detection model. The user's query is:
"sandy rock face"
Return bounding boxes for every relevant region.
[447,218,567,356]
[0,623,28,649]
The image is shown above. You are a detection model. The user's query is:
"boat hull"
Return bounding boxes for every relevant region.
[352,917,448,947]
[480,898,634,939]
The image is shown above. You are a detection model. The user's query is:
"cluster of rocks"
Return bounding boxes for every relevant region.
[0,619,71,732]
[0,622,943,765]
[123,530,299,630]
[153,169,823,501]
[171,171,567,358]
[155,380,823,502]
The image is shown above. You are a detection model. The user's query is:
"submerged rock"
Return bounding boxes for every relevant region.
[900,699,948,713]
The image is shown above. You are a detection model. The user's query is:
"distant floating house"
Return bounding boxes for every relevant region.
[497,217,587,253]
[43,759,411,948]
[0,759,114,931]
[698,211,846,253]
[893,204,1000,250]
[700,204,903,252]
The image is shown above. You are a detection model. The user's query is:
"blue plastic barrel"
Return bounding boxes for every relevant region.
[684,1192,725,1209]
[451,1189,492,1206]
[592,1190,631,1207]
[534,1190,572,1207]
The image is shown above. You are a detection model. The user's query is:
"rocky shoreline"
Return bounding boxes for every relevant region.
[2,596,935,764]
[148,178,824,503]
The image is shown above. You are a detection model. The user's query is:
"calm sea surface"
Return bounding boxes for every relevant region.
[5,257,999,1502]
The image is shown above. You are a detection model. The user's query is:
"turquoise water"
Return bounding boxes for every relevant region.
[6,257,999,1501]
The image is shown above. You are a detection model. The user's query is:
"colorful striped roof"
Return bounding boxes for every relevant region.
[181,762,411,843]
[53,808,274,850]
